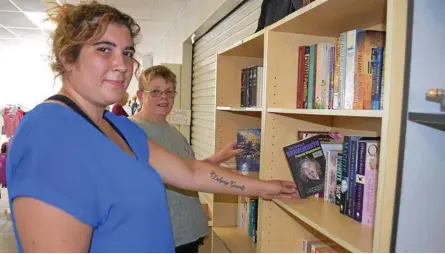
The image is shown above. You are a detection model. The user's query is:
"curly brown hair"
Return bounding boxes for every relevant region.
[138,65,177,91]
[46,0,141,77]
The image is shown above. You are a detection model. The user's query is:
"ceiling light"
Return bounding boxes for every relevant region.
[23,12,56,31]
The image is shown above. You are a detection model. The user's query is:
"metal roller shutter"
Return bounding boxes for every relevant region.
[191,0,261,159]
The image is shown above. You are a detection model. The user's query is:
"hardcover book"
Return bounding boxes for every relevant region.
[283,136,326,198]
[236,128,261,174]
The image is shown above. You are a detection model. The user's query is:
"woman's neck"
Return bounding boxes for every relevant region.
[58,86,105,126]
[134,109,168,124]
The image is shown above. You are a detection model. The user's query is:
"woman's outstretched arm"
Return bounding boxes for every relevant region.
[148,139,298,199]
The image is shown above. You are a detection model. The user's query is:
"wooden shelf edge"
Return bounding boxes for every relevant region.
[213,226,257,253]
[267,0,386,35]
[217,106,263,112]
[273,199,373,253]
[267,108,383,118]
[408,111,445,131]
[218,30,265,56]
[199,192,213,210]
[268,0,327,31]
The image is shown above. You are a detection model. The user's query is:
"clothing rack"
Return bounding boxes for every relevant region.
[0,104,27,115]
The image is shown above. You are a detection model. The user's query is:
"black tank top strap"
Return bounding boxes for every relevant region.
[45,94,134,154]
[46,94,104,135]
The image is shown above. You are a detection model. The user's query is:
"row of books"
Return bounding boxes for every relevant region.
[296,29,386,110]
[240,66,264,108]
[238,197,258,243]
[284,132,379,227]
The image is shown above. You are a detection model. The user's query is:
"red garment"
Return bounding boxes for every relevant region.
[111,104,129,117]
[0,154,6,187]
[2,107,25,138]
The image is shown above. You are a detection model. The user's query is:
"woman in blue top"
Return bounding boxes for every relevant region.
[6,1,298,253]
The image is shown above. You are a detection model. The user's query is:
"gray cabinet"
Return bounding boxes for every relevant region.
[393,0,445,252]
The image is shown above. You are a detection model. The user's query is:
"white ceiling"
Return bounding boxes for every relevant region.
[0,0,190,55]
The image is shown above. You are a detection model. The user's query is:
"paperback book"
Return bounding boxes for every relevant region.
[283,136,326,198]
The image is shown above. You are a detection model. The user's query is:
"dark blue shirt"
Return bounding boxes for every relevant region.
[6,103,175,252]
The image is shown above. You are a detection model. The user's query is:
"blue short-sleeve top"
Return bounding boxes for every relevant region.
[6,103,175,253]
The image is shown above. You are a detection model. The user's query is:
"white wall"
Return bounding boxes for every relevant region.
[151,0,225,64]
[0,40,140,116]
[0,41,61,111]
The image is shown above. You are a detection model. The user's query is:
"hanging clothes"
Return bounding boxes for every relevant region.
[0,142,7,188]
[2,106,25,138]
[111,103,129,117]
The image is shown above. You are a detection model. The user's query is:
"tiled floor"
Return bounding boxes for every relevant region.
[0,188,17,253]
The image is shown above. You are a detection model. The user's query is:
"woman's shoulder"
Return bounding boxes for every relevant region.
[105,112,148,140]
[14,103,76,135]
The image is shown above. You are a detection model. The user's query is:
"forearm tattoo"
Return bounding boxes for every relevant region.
[210,171,245,191]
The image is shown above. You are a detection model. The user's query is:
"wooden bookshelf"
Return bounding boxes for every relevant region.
[274,199,373,253]
[217,106,263,112]
[207,0,408,252]
[212,227,257,253]
[268,108,383,118]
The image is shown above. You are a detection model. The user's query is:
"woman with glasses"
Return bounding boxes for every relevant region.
[129,65,241,252]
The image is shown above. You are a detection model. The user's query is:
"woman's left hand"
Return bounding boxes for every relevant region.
[259,180,300,200]
[209,141,243,164]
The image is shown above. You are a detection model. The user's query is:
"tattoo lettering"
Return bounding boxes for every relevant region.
[210,171,229,186]
[210,171,245,191]
[230,181,245,191]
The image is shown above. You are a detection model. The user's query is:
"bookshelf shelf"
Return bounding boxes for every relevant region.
[217,106,263,112]
[213,226,257,253]
[408,112,445,131]
[274,199,373,253]
[206,0,408,252]
[218,30,264,57]
[267,108,383,118]
[269,0,386,37]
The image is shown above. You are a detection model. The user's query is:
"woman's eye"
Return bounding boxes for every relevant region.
[98,47,110,53]
[124,52,134,58]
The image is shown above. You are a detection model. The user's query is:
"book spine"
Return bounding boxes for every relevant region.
[346,139,358,218]
[258,66,264,107]
[344,29,358,110]
[326,151,338,204]
[333,37,341,109]
[248,199,258,242]
[340,136,350,214]
[297,46,306,109]
[329,45,335,109]
[315,43,326,109]
[353,30,366,110]
[250,66,258,107]
[248,67,255,107]
[380,48,386,110]
[335,153,343,206]
[371,48,383,110]
[303,47,310,108]
[364,31,386,110]
[241,68,246,107]
[362,142,379,227]
[324,44,333,109]
[354,141,366,222]
[339,32,347,109]
[308,45,316,109]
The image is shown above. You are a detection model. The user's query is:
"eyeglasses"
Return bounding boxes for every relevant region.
[143,89,177,98]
